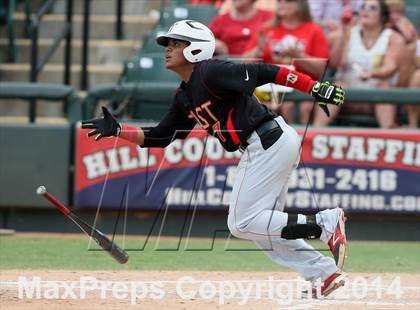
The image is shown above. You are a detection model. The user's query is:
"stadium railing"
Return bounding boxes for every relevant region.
[283,88,420,104]
[0,0,30,62]
[285,89,420,126]
[0,82,82,208]
[0,82,82,122]
[83,84,420,124]
[83,82,178,121]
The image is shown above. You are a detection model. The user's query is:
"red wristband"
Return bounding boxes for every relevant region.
[119,124,140,143]
[275,67,316,93]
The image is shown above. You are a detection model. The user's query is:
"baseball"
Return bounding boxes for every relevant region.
[36,186,46,195]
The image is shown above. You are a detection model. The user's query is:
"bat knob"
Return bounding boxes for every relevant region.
[36,186,47,195]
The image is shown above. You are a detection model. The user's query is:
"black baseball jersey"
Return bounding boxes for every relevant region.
[142,59,281,152]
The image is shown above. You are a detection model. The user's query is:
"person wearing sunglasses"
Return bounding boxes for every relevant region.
[329,0,404,128]
[308,0,363,35]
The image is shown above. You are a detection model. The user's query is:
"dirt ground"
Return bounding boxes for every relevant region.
[1,270,419,310]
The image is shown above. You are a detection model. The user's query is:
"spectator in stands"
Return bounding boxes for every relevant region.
[243,0,330,125]
[386,0,419,127]
[254,0,276,12]
[308,0,363,35]
[208,0,273,56]
[386,0,417,87]
[328,0,404,128]
[386,0,418,44]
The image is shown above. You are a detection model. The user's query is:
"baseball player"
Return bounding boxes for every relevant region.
[82,20,347,297]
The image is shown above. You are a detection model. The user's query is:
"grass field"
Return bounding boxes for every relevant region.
[1,233,419,310]
[1,234,419,273]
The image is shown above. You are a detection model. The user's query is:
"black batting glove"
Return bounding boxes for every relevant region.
[310,81,345,117]
[81,106,121,141]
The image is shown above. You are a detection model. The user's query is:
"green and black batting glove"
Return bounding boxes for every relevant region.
[81,106,121,141]
[310,81,345,117]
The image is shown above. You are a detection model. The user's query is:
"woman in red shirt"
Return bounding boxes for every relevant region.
[243,0,330,125]
[209,0,273,56]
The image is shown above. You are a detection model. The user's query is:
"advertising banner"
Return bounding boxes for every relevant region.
[75,125,419,213]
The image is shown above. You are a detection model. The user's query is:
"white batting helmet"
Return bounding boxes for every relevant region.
[156,20,215,63]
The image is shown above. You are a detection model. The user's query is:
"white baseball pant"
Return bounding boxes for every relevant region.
[227,116,338,282]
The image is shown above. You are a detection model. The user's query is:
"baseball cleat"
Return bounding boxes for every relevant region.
[301,272,347,299]
[328,208,347,270]
[319,272,347,297]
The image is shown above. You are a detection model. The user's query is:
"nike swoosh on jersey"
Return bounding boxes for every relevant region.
[245,69,249,81]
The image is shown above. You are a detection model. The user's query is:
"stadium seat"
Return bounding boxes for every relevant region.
[121,53,181,120]
[131,88,177,120]
[159,4,218,28]
[122,53,179,83]
[170,0,190,5]
[140,27,168,54]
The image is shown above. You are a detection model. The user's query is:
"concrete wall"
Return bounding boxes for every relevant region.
[0,123,71,207]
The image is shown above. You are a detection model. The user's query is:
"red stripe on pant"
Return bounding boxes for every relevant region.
[227,108,241,145]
